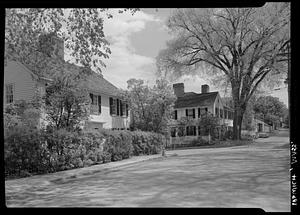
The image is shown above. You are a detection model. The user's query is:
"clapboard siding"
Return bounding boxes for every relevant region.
[88,94,130,129]
[4,61,38,104]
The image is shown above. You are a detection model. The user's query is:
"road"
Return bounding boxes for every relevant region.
[5,129,290,211]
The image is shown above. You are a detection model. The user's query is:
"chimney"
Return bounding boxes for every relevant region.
[38,33,64,61]
[201,84,210,94]
[173,83,184,97]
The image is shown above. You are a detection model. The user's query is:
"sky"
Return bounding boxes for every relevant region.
[91,8,288,107]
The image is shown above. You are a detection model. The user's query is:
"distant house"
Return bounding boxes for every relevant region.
[254,117,273,133]
[4,36,130,130]
[168,83,234,142]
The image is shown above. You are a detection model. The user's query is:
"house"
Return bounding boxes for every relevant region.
[168,83,234,142]
[4,36,130,130]
[4,59,52,128]
[254,117,273,133]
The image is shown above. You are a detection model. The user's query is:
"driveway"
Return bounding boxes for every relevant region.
[5,130,290,211]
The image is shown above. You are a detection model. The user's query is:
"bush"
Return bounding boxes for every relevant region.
[5,126,164,179]
[131,131,164,156]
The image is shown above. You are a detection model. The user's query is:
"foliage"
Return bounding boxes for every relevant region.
[4,127,164,179]
[44,77,90,131]
[156,4,290,139]
[130,131,164,156]
[253,95,288,127]
[5,8,138,75]
[122,78,176,134]
[4,100,41,131]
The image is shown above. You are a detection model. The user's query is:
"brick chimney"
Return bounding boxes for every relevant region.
[173,83,185,97]
[201,84,210,94]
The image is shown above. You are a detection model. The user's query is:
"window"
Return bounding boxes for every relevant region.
[90,93,101,114]
[126,104,129,117]
[90,93,98,105]
[198,108,207,118]
[174,110,178,120]
[215,107,219,117]
[228,111,233,120]
[220,108,223,118]
[186,108,195,118]
[186,126,196,136]
[6,83,14,104]
[198,126,201,136]
[224,109,228,119]
[109,97,116,115]
[171,127,176,137]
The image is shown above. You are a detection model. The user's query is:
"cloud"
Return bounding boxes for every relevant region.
[101,10,161,89]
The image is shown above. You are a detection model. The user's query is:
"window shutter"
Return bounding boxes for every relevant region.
[120,101,123,116]
[193,126,196,136]
[116,99,120,116]
[193,109,195,118]
[174,110,177,120]
[90,93,93,104]
[126,104,129,117]
[109,97,113,115]
[98,96,101,114]
[186,109,188,117]
[198,108,200,118]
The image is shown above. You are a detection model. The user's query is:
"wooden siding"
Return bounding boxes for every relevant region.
[88,94,130,129]
[4,61,38,104]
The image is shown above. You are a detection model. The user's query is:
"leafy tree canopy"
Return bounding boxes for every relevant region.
[5,8,139,76]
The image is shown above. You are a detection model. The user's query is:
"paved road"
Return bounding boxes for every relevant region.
[5,129,290,211]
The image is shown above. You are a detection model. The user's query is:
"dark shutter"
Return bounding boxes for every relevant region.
[126,104,129,117]
[193,126,196,136]
[186,109,188,117]
[116,99,120,116]
[109,97,113,115]
[120,101,123,116]
[174,110,177,120]
[198,108,200,118]
[198,126,201,136]
[193,109,195,118]
[98,96,101,114]
[90,93,93,104]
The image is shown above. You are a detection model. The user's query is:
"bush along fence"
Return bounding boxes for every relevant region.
[4,127,164,179]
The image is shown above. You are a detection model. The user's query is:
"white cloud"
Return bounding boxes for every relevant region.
[101,10,162,89]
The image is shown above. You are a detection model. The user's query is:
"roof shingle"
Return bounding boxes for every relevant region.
[174,92,218,108]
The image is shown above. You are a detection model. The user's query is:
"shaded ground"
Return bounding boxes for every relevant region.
[5,129,290,211]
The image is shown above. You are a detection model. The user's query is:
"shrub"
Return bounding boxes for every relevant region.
[130,131,163,156]
[5,126,164,179]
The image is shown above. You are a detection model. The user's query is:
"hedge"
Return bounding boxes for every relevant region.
[4,127,164,179]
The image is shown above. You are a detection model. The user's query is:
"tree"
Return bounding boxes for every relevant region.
[156,4,290,139]
[253,95,288,129]
[44,76,91,131]
[5,8,138,76]
[122,78,176,134]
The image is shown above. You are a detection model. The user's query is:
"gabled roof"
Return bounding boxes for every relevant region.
[83,72,121,97]
[174,92,219,108]
[59,62,121,97]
